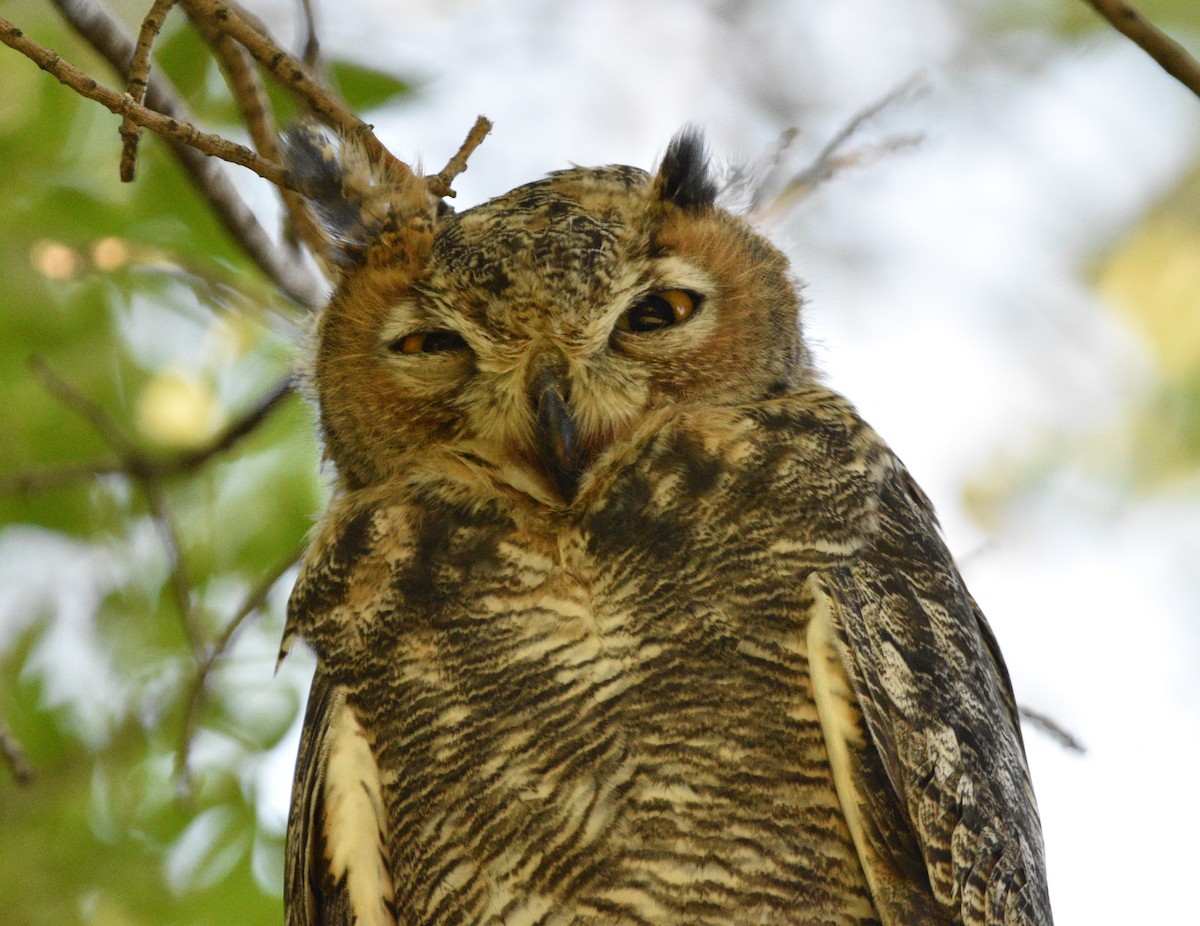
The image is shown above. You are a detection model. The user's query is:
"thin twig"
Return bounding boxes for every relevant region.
[29,358,136,458]
[0,377,295,495]
[6,366,299,778]
[0,17,292,190]
[297,0,324,79]
[427,115,493,199]
[191,17,327,267]
[174,376,295,469]
[27,359,203,659]
[120,0,179,181]
[50,0,324,308]
[1019,705,1087,755]
[0,716,35,786]
[1083,0,1200,100]
[143,477,203,662]
[0,461,126,494]
[174,542,306,794]
[755,74,927,218]
[177,0,408,181]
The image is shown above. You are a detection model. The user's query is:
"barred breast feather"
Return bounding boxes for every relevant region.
[283,385,1051,926]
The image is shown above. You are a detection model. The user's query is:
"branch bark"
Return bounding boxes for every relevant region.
[1083,0,1200,100]
[48,0,324,308]
[177,0,410,180]
[119,0,178,181]
[428,115,493,199]
[0,18,291,185]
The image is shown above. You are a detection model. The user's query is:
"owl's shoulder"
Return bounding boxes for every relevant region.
[578,384,928,567]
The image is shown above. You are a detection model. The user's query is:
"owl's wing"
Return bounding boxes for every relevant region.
[285,670,397,926]
[807,465,1052,926]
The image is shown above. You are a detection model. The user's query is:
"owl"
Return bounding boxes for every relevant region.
[278,124,1053,926]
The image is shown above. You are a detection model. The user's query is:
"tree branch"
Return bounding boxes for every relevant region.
[48,0,325,307]
[427,115,493,199]
[120,0,178,181]
[1019,705,1087,754]
[0,461,127,494]
[297,0,326,80]
[143,476,204,662]
[0,18,295,188]
[0,376,296,496]
[29,357,136,459]
[174,376,296,469]
[177,0,409,181]
[190,14,328,266]
[28,361,204,658]
[753,75,926,218]
[1083,0,1200,100]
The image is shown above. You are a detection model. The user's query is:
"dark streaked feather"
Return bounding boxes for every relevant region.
[814,456,1052,926]
[656,127,718,210]
[286,671,396,926]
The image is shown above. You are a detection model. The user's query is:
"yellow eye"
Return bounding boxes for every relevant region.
[389,330,468,354]
[615,289,700,333]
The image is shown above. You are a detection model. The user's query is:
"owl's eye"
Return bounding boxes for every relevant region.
[389,330,468,355]
[615,289,701,333]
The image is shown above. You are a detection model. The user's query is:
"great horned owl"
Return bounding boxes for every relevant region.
[279,125,1052,926]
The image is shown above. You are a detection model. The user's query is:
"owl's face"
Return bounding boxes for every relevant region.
[303,132,807,502]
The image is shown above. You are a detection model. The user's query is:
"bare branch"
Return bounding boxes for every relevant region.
[0,461,126,495]
[0,377,295,495]
[175,542,306,794]
[757,74,926,217]
[172,376,296,470]
[190,16,328,267]
[1083,0,1200,100]
[427,115,493,199]
[50,0,324,308]
[177,0,408,181]
[53,4,324,307]
[27,360,203,657]
[0,716,35,786]
[120,0,179,181]
[29,358,136,459]
[143,477,203,662]
[1020,705,1087,755]
[297,0,324,78]
[0,17,291,187]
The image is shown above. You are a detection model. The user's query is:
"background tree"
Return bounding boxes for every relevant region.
[1,1,1197,924]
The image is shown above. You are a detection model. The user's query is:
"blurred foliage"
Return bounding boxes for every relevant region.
[0,5,411,924]
[964,161,1200,530]
[1096,166,1200,488]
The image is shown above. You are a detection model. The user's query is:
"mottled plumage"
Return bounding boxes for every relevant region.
[280,124,1052,926]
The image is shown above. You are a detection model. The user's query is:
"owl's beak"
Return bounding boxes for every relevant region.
[531,368,581,503]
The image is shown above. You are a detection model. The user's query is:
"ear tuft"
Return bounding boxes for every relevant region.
[282,121,435,270]
[655,127,717,211]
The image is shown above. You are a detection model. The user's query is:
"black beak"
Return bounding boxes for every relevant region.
[532,369,581,503]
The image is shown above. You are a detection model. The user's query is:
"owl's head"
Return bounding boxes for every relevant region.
[286,126,809,504]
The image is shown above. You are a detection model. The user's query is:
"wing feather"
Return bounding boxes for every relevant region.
[285,671,397,926]
[810,459,1052,926]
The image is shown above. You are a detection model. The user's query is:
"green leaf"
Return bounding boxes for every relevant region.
[329,59,412,111]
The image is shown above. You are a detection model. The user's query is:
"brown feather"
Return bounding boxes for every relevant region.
[283,129,1053,926]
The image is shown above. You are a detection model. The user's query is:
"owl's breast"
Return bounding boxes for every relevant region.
[303,397,884,925]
